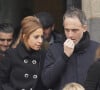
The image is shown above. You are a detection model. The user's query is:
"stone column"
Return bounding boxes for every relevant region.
[82,0,100,42]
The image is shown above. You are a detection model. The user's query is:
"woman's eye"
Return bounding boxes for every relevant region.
[34,36,39,39]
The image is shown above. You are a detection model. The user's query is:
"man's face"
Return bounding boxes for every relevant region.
[63,17,87,45]
[43,27,52,41]
[0,32,13,52]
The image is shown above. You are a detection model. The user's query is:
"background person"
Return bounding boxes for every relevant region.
[0,23,14,59]
[35,12,62,50]
[84,47,100,90]
[63,82,85,90]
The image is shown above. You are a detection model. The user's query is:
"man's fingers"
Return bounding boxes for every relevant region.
[64,39,75,48]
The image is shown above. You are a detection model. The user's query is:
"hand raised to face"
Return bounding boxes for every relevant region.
[63,39,75,57]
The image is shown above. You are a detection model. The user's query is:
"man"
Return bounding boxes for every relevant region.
[0,23,14,59]
[35,12,62,49]
[41,8,100,90]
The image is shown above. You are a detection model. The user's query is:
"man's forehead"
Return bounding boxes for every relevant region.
[0,32,13,34]
[0,32,13,38]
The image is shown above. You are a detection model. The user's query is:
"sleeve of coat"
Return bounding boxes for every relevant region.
[0,49,15,90]
[41,44,69,88]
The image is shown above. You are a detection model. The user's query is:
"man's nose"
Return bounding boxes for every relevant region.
[68,31,73,38]
[3,40,9,46]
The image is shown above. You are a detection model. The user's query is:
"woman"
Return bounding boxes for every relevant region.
[84,47,100,90]
[0,16,47,90]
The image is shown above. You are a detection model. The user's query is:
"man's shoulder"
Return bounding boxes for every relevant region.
[53,32,63,43]
[90,40,100,46]
[48,43,63,53]
[47,43,63,56]
[50,42,62,48]
[5,47,17,56]
[89,40,100,51]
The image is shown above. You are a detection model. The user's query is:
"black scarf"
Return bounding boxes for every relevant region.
[74,31,90,53]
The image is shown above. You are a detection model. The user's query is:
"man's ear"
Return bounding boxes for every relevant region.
[51,24,55,31]
[83,25,88,32]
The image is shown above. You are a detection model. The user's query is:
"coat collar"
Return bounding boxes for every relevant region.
[16,42,38,59]
[74,31,90,53]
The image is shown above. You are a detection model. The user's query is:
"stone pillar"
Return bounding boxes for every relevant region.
[82,0,100,42]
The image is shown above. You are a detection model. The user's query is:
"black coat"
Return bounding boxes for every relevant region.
[0,51,5,60]
[42,32,100,90]
[84,59,100,90]
[0,42,47,90]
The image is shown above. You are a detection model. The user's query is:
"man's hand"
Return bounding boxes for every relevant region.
[63,39,75,57]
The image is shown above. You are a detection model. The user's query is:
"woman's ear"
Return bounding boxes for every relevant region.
[22,34,26,40]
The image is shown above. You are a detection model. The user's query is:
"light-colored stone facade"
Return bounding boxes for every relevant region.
[82,0,100,42]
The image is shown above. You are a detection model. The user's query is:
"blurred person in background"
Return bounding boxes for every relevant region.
[35,12,62,50]
[0,23,14,59]
[63,82,85,90]
[84,46,100,90]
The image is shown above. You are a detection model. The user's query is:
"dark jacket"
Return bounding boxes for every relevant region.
[84,59,100,90]
[0,51,5,60]
[42,32,100,90]
[0,42,47,90]
[51,32,63,43]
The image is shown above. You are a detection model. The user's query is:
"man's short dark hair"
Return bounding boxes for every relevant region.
[0,23,14,33]
[35,12,54,29]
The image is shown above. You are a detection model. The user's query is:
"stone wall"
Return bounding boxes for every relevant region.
[82,0,100,42]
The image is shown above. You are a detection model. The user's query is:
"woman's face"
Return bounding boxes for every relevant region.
[27,28,43,51]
